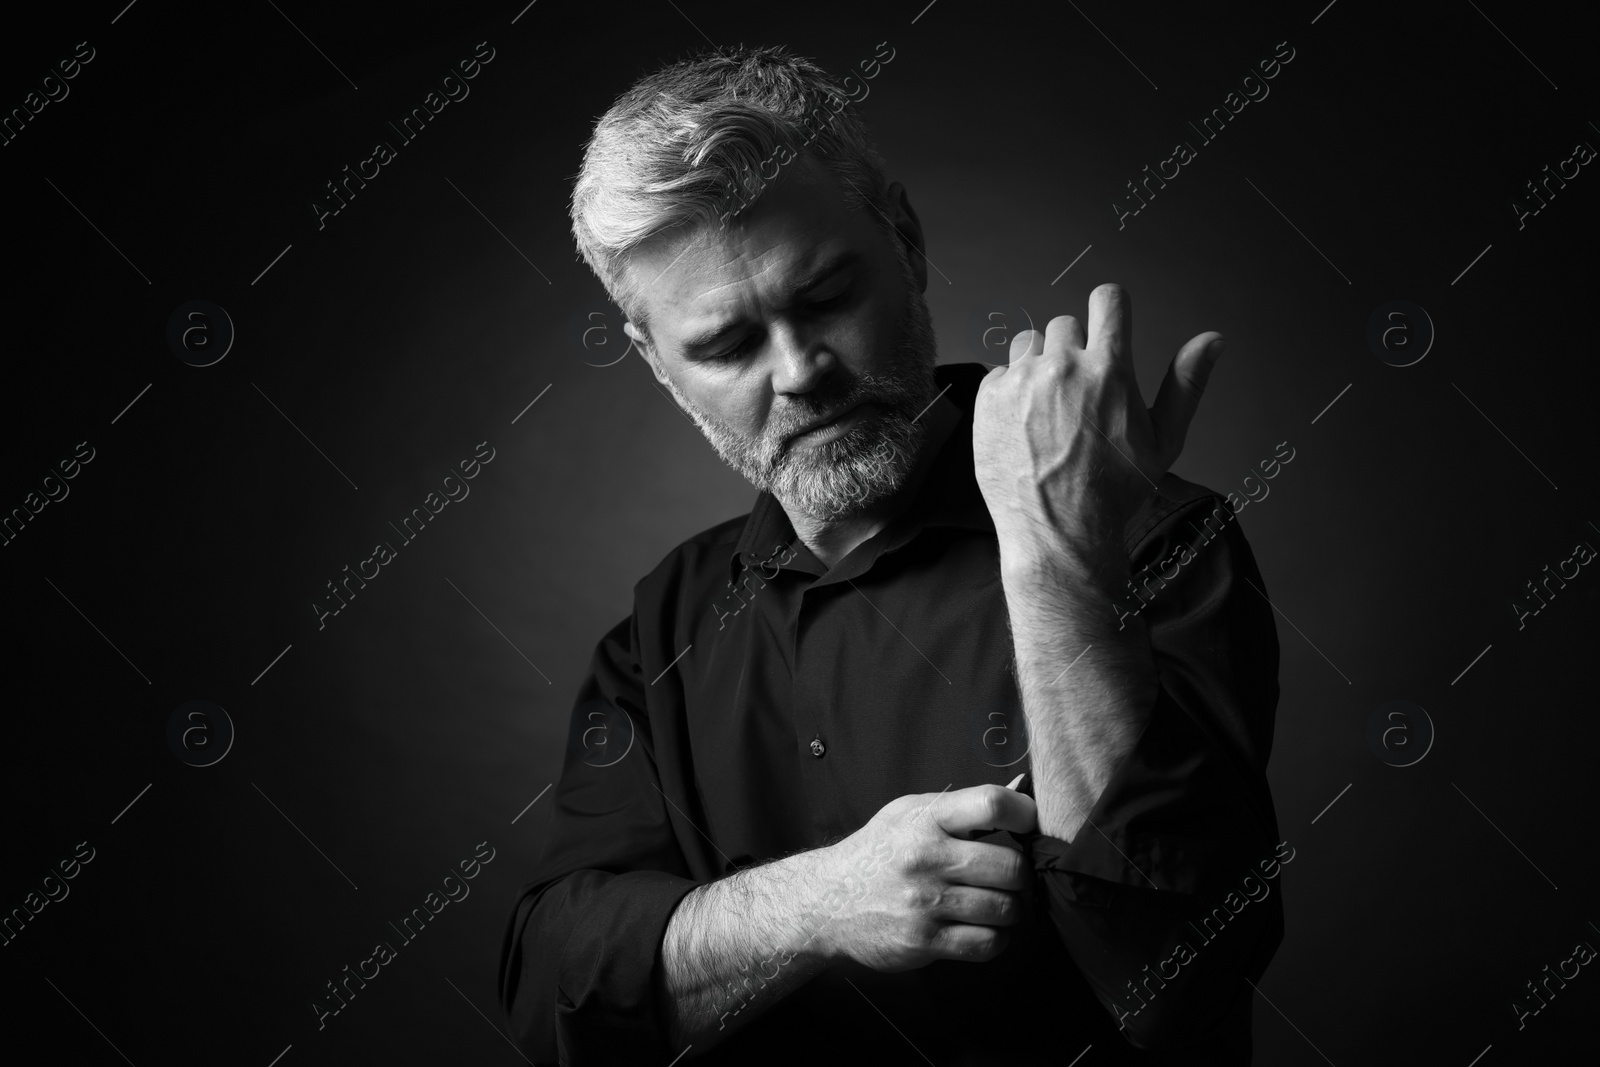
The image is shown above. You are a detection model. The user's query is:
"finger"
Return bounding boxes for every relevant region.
[1085,282,1131,359]
[1044,314,1086,356]
[933,783,1039,838]
[1150,331,1224,464]
[940,838,1032,892]
[931,885,1024,927]
[958,771,1030,838]
[1008,327,1045,365]
[927,923,1011,963]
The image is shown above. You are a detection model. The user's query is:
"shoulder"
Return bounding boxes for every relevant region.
[631,512,749,605]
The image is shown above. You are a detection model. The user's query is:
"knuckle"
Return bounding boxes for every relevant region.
[976,785,1005,824]
[1075,344,1110,371]
[993,851,1027,890]
[977,928,1008,960]
[901,882,936,914]
[1047,351,1086,382]
[953,927,997,961]
[904,838,939,874]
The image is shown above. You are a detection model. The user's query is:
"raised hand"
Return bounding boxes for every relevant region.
[971,283,1224,585]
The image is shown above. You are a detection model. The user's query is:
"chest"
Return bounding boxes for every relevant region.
[679,535,1031,859]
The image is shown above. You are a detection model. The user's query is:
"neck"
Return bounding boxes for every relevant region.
[783,393,961,570]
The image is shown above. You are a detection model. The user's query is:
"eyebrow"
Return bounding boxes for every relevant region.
[677,250,863,355]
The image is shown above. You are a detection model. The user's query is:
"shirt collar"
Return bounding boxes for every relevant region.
[728,361,996,585]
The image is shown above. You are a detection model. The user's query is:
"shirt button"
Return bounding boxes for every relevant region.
[809,738,826,758]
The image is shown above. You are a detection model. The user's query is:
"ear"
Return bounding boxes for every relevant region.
[884,180,928,293]
[623,321,666,384]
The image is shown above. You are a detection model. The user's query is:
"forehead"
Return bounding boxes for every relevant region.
[625,159,886,345]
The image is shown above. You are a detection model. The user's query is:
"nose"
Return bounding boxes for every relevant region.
[768,321,838,397]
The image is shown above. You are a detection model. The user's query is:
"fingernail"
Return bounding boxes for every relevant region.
[1208,338,1226,356]
[1005,772,1026,790]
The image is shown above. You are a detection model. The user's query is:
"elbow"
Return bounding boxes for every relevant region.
[499,966,554,1062]
[1115,906,1283,1051]
[498,909,562,1063]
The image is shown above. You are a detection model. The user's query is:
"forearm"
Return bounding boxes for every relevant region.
[658,847,838,1056]
[1000,546,1159,842]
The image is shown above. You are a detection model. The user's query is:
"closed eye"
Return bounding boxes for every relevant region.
[697,280,854,362]
[706,334,760,363]
[806,286,852,312]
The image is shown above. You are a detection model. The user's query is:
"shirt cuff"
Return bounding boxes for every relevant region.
[1018,683,1275,906]
[1027,831,1261,906]
[553,870,701,1064]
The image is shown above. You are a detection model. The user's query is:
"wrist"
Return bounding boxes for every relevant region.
[779,844,848,965]
[798,836,886,965]
[996,509,1127,575]
[999,540,1131,606]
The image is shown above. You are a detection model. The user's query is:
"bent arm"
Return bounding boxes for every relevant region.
[659,783,1034,1056]
[998,488,1285,1050]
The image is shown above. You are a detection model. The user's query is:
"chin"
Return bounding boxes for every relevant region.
[774,432,919,519]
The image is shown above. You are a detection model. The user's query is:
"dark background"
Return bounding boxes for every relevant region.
[2,0,1595,1063]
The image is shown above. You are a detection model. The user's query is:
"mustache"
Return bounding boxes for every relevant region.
[768,382,921,443]
[771,394,866,439]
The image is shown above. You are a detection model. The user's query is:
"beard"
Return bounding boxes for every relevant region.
[659,243,942,522]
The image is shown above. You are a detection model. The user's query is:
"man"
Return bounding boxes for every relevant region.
[499,45,1284,1065]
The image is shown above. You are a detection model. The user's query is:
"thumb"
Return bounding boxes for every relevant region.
[1150,332,1224,463]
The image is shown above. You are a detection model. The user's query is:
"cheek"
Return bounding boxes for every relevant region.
[688,373,767,438]
[838,299,901,372]
[738,397,773,441]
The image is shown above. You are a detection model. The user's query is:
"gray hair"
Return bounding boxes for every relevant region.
[569,44,898,340]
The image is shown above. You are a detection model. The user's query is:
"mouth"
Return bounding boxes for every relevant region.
[788,401,875,446]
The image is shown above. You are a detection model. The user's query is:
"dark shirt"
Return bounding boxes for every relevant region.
[498,361,1284,1065]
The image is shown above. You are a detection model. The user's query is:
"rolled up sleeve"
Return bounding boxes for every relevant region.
[1025,488,1285,1054]
[497,611,702,1065]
